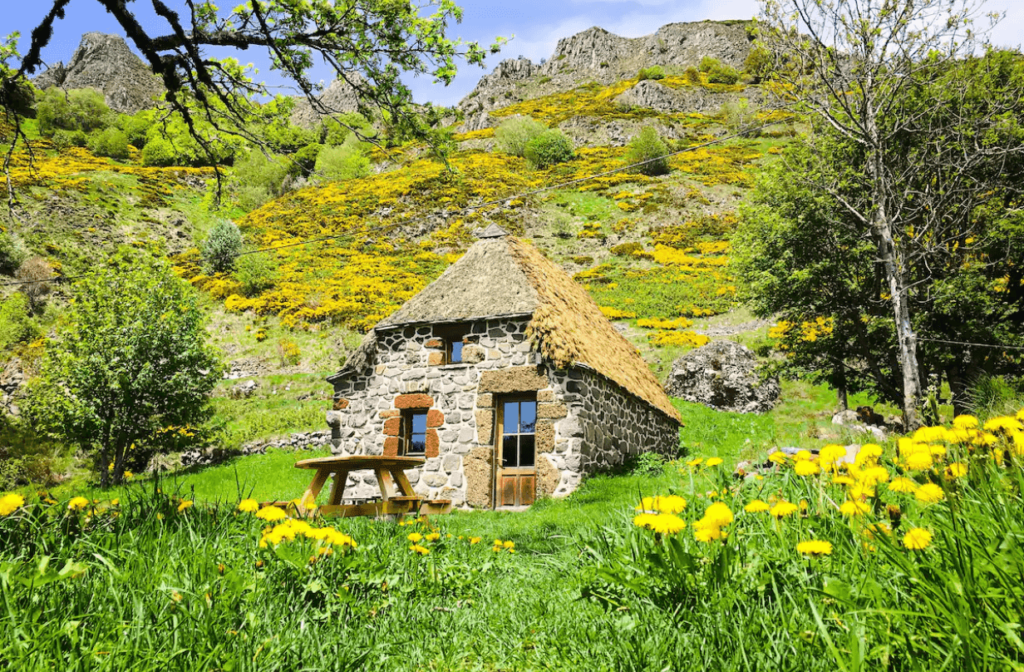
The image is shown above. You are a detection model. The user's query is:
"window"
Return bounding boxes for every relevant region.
[436,324,469,365]
[399,411,428,456]
[500,399,537,468]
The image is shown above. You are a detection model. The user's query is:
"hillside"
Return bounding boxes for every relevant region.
[1,20,787,483]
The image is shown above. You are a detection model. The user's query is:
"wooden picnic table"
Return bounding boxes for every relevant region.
[267,455,452,518]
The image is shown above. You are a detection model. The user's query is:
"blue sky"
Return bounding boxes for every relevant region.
[4,0,1022,107]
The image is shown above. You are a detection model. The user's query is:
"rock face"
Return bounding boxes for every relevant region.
[34,33,164,114]
[457,20,753,126]
[1,357,25,418]
[290,76,363,128]
[664,340,780,414]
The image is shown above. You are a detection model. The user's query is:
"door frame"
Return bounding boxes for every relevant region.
[492,394,538,509]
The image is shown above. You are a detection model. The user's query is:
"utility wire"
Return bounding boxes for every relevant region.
[1,123,768,288]
[917,337,1024,352]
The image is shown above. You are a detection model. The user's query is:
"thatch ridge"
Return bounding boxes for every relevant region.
[377,238,538,328]
[508,238,683,423]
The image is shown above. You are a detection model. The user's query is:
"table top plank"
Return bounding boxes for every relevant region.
[294,455,425,471]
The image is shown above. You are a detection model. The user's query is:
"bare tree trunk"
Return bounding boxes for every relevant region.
[835,359,848,411]
[867,117,922,429]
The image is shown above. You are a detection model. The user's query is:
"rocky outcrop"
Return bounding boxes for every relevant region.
[457,20,754,125]
[0,358,25,418]
[290,77,363,128]
[664,340,779,414]
[34,33,164,114]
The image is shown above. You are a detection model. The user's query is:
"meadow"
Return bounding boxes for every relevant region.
[4,391,1024,671]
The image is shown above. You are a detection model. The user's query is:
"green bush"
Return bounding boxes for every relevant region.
[234,251,277,297]
[743,45,773,83]
[314,135,370,181]
[202,219,244,273]
[36,88,112,136]
[683,66,702,85]
[523,129,574,169]
[625,126,670,176]
[0,293,40,351]
[0,231,27,275]
[141,138,177,167]
[637,66,666,81]
[88,128,131,160]
[494,116,548,157]
[699,57,741,85]
[118,111,153,148]
[51,129,88,150]
[289,143,323,177]
[611,242,644,257]
[229,150,289,210]
[317,112,376,146]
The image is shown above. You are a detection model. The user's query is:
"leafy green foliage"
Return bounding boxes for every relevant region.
[625,126,670,176]
[289,142,323,177]
[228,149,289,209]
[313,135,370,181]
[637,65,666,81]
[494,116,548,157]
[50,129,87,150]
[0,293,39,351]
[699,57,741,85]
[141,138,177,167]
[25,250,221,485]
[234,251,278,297]
[35,88,112,136]
[202,220,244,273]
[0,230,26,275]
[524,129,574,168]
[87,127,130,160]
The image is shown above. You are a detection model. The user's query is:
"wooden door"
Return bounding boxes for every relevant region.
[495,397,537,508]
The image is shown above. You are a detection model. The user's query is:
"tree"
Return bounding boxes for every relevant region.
[625,126,670,176]
[2,0,505,197]
[737,53,1024,417]
[757,0,1024,427]
[26,250,221,486]
[202,219,244,273]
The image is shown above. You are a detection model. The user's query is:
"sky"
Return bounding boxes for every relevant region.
[3,0,1022,107]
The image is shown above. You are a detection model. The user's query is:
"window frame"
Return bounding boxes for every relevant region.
[435,324,469,365]
[497,395,538,470]
[398,410,428,457]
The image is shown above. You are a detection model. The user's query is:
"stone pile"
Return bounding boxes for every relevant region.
[664,340,780,414]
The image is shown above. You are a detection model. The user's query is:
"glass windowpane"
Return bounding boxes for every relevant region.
[411,435,426,454]
[502,435,518,467]
[503,402,519,435]
[520,402,537,434]
[519,435,535,467]
[451,341,463,363]
[412,412,427,434]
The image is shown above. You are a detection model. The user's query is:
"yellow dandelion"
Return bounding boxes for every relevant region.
[945,462,968,480]
[984,416,1023,434]
[703,502,734,527]
[238,499,259,513]
[793,450,813,462]
[795,460,820,476]
[503,540,515,549]
[705,457,724,468]
[646,513,687,535]
[849,483,875,500]
[407,532,424,543]
[945,428,973,444]
[913,426,947,443]
[744,499,770,513]
[832,475,855,486]
[904,452,934,471]
[177,500,193,513]
[410,544,430,555]
[914,483,944,504]
[255,506,287,522]
[888,477,918,493]
[768,451,787,464]
[953,415,979,430]
[902,527,933,550]
[856,444,883,466]
[0,493,25,516]
[68,497,89,512]
[655,495,686,514]
[770,501,799,518]
[469,536,482,545]
[796,540,833,556]
[425,532,441,542]
[839,500,870,516]
[693,518,724,542]
[819,444,847,468]
[1013,433,1024,457]
[686,457,703,467]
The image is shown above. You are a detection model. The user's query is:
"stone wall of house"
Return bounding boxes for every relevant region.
[326,317,679,509]
[556,367,681,471]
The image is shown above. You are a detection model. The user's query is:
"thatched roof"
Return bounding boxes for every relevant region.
[333,229,681,423]
[377,236,538,328]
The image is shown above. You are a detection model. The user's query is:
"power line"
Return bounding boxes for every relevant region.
[918,337,1024,352]
[1,123,768,287]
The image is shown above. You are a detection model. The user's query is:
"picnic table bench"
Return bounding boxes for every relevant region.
[265,455,452,518]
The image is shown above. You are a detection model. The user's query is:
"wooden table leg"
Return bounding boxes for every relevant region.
[390,468,416,497]
[375,468,397,501]
[327,469,350,506]
[299,468,331,516]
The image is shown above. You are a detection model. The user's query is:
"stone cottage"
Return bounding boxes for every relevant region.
[325,224,682,509]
